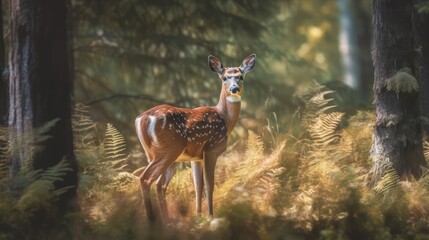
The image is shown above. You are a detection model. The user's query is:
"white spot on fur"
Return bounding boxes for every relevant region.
[161,114,167,130]
[135,116,144,145]
[148,115,158,143]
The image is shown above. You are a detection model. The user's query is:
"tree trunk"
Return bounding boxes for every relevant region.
[355,0,374,102]
[414,0,429,137]
[0,0,7,126]
[370,0,426,183]
[338,0,361,91]
[8,0,77,209]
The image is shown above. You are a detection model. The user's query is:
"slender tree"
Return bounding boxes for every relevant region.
[8,0,77,208]
[338,0,373,102]
[0,0,7,126]
[370,0,426,183]
[338,0,361,91]
[414,0,429,136]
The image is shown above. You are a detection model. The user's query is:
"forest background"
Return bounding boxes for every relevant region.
[1,0,429,239]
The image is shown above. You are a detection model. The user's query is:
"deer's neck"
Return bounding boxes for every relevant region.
[216,91,241,135]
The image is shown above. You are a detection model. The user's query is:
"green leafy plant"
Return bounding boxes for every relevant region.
[0,120,75,239]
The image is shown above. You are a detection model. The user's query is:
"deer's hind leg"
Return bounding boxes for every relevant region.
[139,147,184,223]
[155,164,177,221]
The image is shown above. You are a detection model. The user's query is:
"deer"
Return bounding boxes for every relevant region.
[135,54,256,223]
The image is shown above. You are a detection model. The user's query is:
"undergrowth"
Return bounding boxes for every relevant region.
[72,87,429,239]
[2,87,429,239]
[0,120,76,239]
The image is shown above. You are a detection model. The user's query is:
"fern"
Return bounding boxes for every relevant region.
[38,158,73,182]
[215,131,286,213]
[15,159,73,214]
[253,167,284,213]
[303,90,347,165]
[75,119,139,227]
[103,123,127,169]
[0,123,75,230]
[78,122,133,192]
[309,112,344,147]
[301,90,336,129]
[417,168,429,190]
[424,141,429,161]
[0,127,9,180]
[373,165,401,200]
[72,103,98,148]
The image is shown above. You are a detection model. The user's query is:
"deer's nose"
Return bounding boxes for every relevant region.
[230,86,240,94]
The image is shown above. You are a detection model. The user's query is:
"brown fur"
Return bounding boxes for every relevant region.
[135,54,256,223]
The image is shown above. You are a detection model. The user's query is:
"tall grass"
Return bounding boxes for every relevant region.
[2,88,429,239]
[72,91,429,239]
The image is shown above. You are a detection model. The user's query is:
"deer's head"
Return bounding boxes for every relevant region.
[208,54,256,102]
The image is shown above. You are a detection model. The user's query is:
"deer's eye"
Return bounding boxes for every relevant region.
[222,76,227,81]
[239,75,244,81]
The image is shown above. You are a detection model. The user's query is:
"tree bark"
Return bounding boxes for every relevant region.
[414,0,429,137]
[370,0,426,183]
[356,0,374,101]
[0,0,7,126]
[8,0,77,209]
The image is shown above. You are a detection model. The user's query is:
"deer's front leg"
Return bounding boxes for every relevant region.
[203,151,219,217]
[192,161,204,214]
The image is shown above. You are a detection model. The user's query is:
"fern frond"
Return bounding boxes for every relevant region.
[72,103,98,148]
[417,168,429,190]
[0,127,9,180]
[254,167,284,199]
[374,165,401,198]
[34,118,60,143]
[38,158,73,182]
[103,123,127,163]
[424,141,429,161]
[12,158,73,214]
[309,112,344,146]
[301,90,336,128]
[215,131,286,206]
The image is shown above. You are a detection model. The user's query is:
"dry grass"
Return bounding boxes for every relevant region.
[72,95,429,239]
[2,95,429,239]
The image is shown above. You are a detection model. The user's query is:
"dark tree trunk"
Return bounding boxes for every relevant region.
[356,0,374,102]
[8,0,77,209]
[370,0,426,183]
[414,0,429,137]
[0,0,7,126]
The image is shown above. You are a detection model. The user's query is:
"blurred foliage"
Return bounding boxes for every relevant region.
[416,1,429,14]
[71,0,371,146]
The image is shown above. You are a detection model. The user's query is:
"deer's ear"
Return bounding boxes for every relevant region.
[240,54,256,73]
[208,55,224,74]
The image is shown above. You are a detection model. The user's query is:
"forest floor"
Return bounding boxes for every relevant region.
[2,91,429,239]
[74,91,429,240]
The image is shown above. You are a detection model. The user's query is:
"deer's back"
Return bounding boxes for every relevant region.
[136,104,228,161]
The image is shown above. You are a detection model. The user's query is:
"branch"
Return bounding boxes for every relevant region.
[86,93,171,106]
[86,93,206,107]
